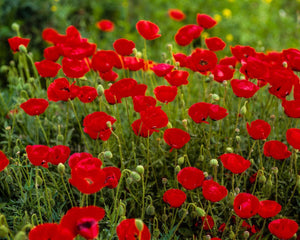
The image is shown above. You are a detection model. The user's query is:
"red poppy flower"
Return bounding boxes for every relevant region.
[286,128,300,150]
[116,219,151,240]
[69,158,106,194]
[233,193,260,218]
[60,206,105,239]
[102,166,121,188]
[230,45,256,62]
[8,36,30,52]
[174,24,203,46]
[168,9,186,21]
[35,60,61,78]
[48,145,70,165]
[282,99,300,118]
[91,50,120,73]
[249,172,258,184]
[188,102,212,124]
[164,70,189,87]
[28,223,73,240]
[20,98,49,116]
[133,96,156,113]
[212,64,235,83]
[173,53,188,67]
[99,70,119,82]
[283,48,300,71]
[26,145,51,168]
[113,38,135,56]
[263,140,291,160]
[131,119,155,138]
[61,42,97,60]
[196,14,217,29]
[219,153,251,174]
[258,200,282,218]
[96,20,114,32]
[140,106,168,131]
[136,20,161,40]
[219,56,238,68]
[151,63,174,77]
[62,57,89,78]
[268,219,298,240]
[177,167,205,190]
[44,46,61,61]
[47,78,78,102]
[246,119,271,140]
[131,84,147,97]
[230,79,259,98]
[83,111,116,141]
[0,151,9,172]
[241,56,270,80]
[109,78,138,100]
[201,215,215,230]
[202,180,228,202]
[163,189,186,207]
[154,85,178,104]
[188,49,218,73]
[205,37,226,51]
[68,152,93,169]
[42,28,66,44]
[208,104,228,121]
[123,56,144,71]
[104,88,121,105]
[77,86,98,103]
[163,128,190,152]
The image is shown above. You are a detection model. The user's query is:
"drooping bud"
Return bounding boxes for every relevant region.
[104,151,113,159]
[0,225,9,238]
[178,156,185,165]
[175,165,181,174]
[14,231,27,240]
[97,85,105,96]
[57,163,65,174]
[131,171,141,182]
[136,165,144,175]
[106,121,112,128]
[196,207,206,217]
[259,174,266,184]
[209,159,219,167]
[36,175,43,186]
[146,205,155,216]
[19,45,27,53]
[11,23,20,32]
[126,177,133,185]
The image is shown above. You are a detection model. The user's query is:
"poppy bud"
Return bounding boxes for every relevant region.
[131,171,141,182]
[229,228,235,239]
[146,205,155,215]
[119,216,126,222]
[10,61,15,67]
[297,175,300,193]
[57,163,65,174]
[167,122,172,128]
[209,159,219,167]
[0,225,9,238]
[199,155,204,161]
[259,174,266,184]
[162,178,168,185]
[106,121,112,128]
[266,176,273,191]
[56,134,64,144]
[204,172,208,178]
[243,231,250,239]
[167,44,173,51]
[11,23,20,32]
[126,177,133,185]
[36,175,43,186]
[14,146,20,154]
[0,66,9,73]
[14,231,26,240]
[136,52,142,58]
[97,85,105,96]
[196,207,206,217]
[211,94,220,102]
[6,175,13,184]
[205,235,211,240]
[270,114,275,120]
[119,205,125,216]
[282,61,288,68]
[175,165,181,174]
[226,147,233,153]
[19,45,27,53]
[99,197,105,204]
[153,229,160,238]
[136,165,144,175]
[236,136,241,142]
[162,213,168,222]
[178,156,185,165]
[104,151,113,159]
[182,119,188,129]
[228,192,235,207]
[179,208,188,218]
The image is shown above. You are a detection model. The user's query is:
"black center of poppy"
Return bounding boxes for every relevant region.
[199,60,208,66]
[77,220,95,230]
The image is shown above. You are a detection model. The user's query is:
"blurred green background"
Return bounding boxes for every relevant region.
[1,0,300,67]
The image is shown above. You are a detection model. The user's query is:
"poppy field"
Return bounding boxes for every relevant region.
[1,3,300,240]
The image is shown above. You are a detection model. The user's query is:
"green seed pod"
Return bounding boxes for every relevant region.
[14,231,27,240]
[178,156,185,165]
[243,231,250,239]
[57,163,65,174]
[136,165,144,175]
[0,225,9,238]
[146,205,155,216]
[196,207,206,217]
[209,159,219,167]
[131,171,141,182]
[135,219,144,232]
[97,85,105,96]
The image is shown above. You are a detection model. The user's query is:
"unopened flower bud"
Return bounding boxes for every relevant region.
[19,45,27,53]
[226,147,234,153]
[178,156,184,165]
[199,155,204,161]
[266,176,273,190]
[126,177,133,185]
[209,159,219,167]
[119,205,125,216]
[196,207,206,217]
[162,214,168,222]
[182,119,188,129]
[167,44,173,51]
[236,136,241,142]
[204,172,208,178]
[136,165,144,175]
[14,231,26,240]
[243,230,250,239]
[131,171,141,182]
[270,114,275,120]
[104,151,113,159]
[132,48,138,56]
[235,187,240,194]
[229,229,235,239]
[175,165,181,174]
[211,94,220,101]
[0,225,9,238]
[106,121,112,128]
[136,52,142,58]
[167,122,172,128]
[36,175,43,186]
[205,235,211,240]
[153,229,160,238]
[179,208,188,218]
[97,85,105,96]
[146,205,155,216]
[222,80,228,86]
[57,163,65,174]
[259,174,266,184]
[162,178,168,185]
[11,23,20,32]
[56,134,64,144]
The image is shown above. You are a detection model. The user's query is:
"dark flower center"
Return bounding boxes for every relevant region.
[200,60,208,66]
